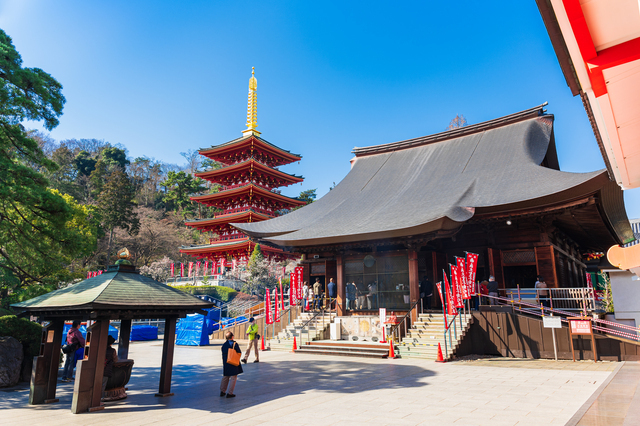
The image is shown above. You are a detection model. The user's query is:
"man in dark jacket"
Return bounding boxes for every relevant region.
[327,278,337,310]
[420,276,433,310]
[487,276,500,305]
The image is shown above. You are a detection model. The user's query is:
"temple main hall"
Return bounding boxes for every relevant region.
[234,104,634,319]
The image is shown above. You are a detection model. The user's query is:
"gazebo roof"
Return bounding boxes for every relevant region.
[11,264,212,319]
[233,105,634,248]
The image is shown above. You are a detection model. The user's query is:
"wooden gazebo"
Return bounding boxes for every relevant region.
[11,262,212,414]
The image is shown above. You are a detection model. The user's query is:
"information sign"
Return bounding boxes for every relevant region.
[543,316,562,329]
[570,319,592,334]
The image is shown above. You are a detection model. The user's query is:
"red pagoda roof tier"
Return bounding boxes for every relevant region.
[191,183,306,210]
[195,158,303,189]
[179,238,288,260]
[199,134,301,168]
[185,210,272,232]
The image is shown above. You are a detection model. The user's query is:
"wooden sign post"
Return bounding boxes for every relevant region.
[568,317,597,362]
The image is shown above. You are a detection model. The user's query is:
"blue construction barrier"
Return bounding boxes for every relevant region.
[175,314,209,346]
[130,325,158,341]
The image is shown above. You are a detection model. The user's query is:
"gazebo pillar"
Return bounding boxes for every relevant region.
[29,319,64,405]
[156,316,177,397]
[409,249,420,323]
[336,255,346,316]
[71,320,109,413]
[118,319,132,360]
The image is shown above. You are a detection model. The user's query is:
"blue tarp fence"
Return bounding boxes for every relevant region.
[176,314,209,346]
[130,325,158,341]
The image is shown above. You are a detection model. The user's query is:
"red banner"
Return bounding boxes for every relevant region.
[180,263,184,277]
[195,261,200,277]
[279,277,284,309]
[188,262,193,277]
[87,271,91,279]
[290,270,298,306]
[443,272,456,315]
[436,281,447,325]
[295,267,304,300]
[170,263,175,277]
[586,273,598,301]
[274,288,280,321]
[466,252,479,295]
[265,290,273,324]
[204,261,209,276]
[457,257,470,300]
[98,270,103,275]
[450,265,463,308]
[212,260,216,275]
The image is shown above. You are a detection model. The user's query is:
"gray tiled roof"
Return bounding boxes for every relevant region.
[12,266,211,311]
[234,107,633,247]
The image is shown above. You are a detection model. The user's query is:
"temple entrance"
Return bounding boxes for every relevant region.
[503,265,537,288]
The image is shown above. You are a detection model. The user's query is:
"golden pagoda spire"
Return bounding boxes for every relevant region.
[242,67,260,136]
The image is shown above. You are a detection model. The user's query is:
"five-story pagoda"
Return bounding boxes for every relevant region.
[180,68,305,267]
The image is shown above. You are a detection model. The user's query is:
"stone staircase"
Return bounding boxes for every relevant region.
[268,311,336,351]
[397,312,473,360]
[296,341,389,358]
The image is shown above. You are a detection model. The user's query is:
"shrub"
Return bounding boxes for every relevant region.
[177,285,237,302]
[0,315,43,359]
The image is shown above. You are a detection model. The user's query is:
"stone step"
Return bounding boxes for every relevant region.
[295,346,388,359]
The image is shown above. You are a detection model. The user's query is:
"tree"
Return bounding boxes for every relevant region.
[241,245,278,295]
[0,29,99,297]
[160,171,207,216]
[97,168,140,263]
[446,114,468,130]
[299,189,317,205]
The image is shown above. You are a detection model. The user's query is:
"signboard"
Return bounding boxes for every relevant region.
[543,316,562,329]
[570,319,592,335]
[379,308,386,327]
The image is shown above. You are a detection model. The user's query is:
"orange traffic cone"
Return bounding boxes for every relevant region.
[260,335,265,351]
[436,342,445,363]
[388,339,395,359]
[292,336,298,352]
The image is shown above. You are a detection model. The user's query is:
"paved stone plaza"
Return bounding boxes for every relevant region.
[0,340,630,426]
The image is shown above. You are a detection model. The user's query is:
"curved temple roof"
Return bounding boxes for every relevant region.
[233,107,634,248]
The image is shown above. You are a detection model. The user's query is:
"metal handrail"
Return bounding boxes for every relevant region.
[389,298,421,344]
[298,309,326,347]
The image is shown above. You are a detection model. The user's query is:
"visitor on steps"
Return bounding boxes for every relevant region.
[327,278,337,310]
[220,331,243,398]
[302,282,309,311]
[61,320,85,382]
[242,317,259,363]
[487,276,500,305]
[313,278,323,310]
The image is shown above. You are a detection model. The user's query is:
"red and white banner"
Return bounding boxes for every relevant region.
[290,271,298,306]
[188,262,193,277]
[232,258,237,271]
[170,263,175,277]
[436,281,447,325]
[443,272,456,315]
[195,261,200,277]
[295,267,304,300]
[204,260,209,276]
[98,270,103,275]
[180,263,185,277]
[465,252,479,295]
[457,257,470,300]
[279,277,284,310]
[450,265,463,308]
[212,260,216,275]
[87,271,91,279]
[274,288,280,321]
[265,290,273,325]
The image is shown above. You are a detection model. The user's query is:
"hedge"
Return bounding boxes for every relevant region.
[0,315,43,359]
[177,285,238,302]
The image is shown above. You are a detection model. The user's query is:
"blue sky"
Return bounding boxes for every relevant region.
[2,0,639,219]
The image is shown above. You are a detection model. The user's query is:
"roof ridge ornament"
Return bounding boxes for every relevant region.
[243,67,261,137]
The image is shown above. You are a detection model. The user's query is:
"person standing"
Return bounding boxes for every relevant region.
[535,275,550,308]
[346,282,357,311]
[313,278,323,310]
[61,320,85,382]
[367,282,378,310]
[302,281,310,311]
[241,317,259,363]
[327,278,337,310]
[420,276,433,310]
[487,276,500,305]
[220,331,243,398]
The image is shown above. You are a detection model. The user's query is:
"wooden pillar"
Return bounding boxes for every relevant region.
[45,320,64,403]
[29,320,62,405]
[409,249,420,323]
[487,248,504,289]
[71,319,109,413]
[336,255,346,316]
[118,319,132,360]
[156,317,176,397]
